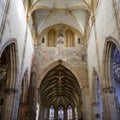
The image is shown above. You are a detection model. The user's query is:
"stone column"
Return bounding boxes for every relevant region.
[38,102,41,120]
[39,104,45,120]
[46,107,49,120]
[77,106,83,120]
[81,85,92,120]
[2,88,19,120]
[102,87,120,120]
[64,107,67,120]
[92,102,101,120]
[54,107,58,120]
[91,91,102,120]
[72,106,75,120]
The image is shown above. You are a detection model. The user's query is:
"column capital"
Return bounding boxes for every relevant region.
[92,102,100,106]
[103,87,115,94]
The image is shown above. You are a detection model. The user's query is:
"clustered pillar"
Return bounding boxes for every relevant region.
[92,102,101,120]
[81,85,91,120]
[102,87,120,120]
[54,107,58,120]
[64,107,67,120]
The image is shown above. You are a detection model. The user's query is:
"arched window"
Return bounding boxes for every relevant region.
[0,43,18,119]
[58,107,64,120]
[65,30,75,47]
[49,106,54,120]
[110,44,120,108]
[67,106,72,120]
[47,30,57,47]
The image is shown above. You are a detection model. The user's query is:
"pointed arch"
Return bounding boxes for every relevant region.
[101,36,120,119]
[102,36,120,89]
[0,39,19,88]
[37,59,81,89]
[0,39,19,119]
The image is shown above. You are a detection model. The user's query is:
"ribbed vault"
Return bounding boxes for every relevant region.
[39,64,81,107]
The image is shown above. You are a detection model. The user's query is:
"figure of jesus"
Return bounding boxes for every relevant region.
[55,72,64,84]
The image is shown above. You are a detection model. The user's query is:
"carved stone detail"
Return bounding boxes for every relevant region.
[103,87,115,94]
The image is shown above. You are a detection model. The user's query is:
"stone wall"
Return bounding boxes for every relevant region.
[88,0,120,95]
[0,0,33,119]
[0,0,33,89]
[88,0,120,119]
[33,44,88,88]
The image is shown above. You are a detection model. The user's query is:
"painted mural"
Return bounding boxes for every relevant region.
[33,44,87,82]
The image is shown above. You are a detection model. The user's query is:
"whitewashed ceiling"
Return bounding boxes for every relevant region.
[29,0,91,36]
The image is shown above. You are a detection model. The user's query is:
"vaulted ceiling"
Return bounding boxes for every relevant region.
[23,0,100,40]
[39,65,81,107]
[22,0,99,107]
[26,0,95,40]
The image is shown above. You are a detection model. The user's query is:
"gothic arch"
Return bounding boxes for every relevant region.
[0,40,19,119]
[38,60,82,119]
[102,36,120,89]
[37,60,82,89]
[0,39,19,88]
[101,36,120,120]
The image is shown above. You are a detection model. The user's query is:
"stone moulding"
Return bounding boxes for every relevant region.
[103,87,115,94]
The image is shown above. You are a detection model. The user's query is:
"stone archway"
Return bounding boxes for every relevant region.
[102,37,120,120]
[0,41,18,119]
[37,60,82,89]
[38,60,83,120]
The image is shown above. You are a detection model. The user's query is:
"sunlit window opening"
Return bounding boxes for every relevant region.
[49,106,54,120]
[58,107,64,120]
[67,106,72,120]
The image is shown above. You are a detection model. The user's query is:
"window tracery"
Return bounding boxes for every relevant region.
[111,44,120,108]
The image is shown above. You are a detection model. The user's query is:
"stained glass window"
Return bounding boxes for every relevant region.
[49,106,54,120]
[111,44,120,106]
[58,107,64,120]
[67,106,72,120]
[96,75,103,119]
